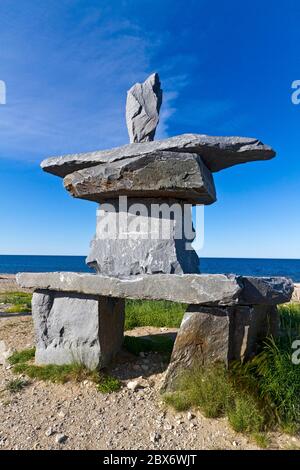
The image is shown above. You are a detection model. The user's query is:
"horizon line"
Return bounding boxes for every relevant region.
[0,254,299,261]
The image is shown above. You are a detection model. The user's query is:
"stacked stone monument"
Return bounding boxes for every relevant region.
[17,74,293,388]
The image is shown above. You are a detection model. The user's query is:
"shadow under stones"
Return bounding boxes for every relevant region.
[109,332,177,381]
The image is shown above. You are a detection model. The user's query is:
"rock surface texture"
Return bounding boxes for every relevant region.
[41,134,276,178]
[162,304,279,392]
[32,291,125,369]
[126,73,162,143]
[86,198,200,276]
[63,152,216,204]
[17,273,294,305]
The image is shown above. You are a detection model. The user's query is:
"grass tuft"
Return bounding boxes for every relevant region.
[97,375,121,394]
[227,396,265,433]
[8,348,36,365]
[251,432,270,449]
[0,292,32,313]
[12,362,99,384]
[5,305,32,313]
[8,347,121,393]
[6,378,29,393]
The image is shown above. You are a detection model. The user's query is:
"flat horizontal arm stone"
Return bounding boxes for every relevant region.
[63,152,216,204]
[16,272,293,306]
[41,133,276,177]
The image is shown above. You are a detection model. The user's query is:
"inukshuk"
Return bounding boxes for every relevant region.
[17,74,294,388]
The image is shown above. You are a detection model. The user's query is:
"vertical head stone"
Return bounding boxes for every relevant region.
[126,73,162,143]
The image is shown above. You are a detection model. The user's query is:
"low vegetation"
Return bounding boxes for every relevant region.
[97,375,121,393]
[6,378,30,394]
[163,303,300,446]
[8,348,36,365]
[8,347,121,393]
[125,299,185,330]
[0,292,32,313]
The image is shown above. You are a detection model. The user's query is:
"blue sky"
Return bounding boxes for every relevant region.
[0,0,299,258]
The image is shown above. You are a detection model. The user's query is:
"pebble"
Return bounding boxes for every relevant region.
[150,432,161,443]
[45,427,55,437]
[163,422,173,431]
[127,380,140,391]
[55,434,67,444]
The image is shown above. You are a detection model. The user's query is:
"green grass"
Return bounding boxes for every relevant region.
[5,305,31,313]
[8,347,120,390]
[6,378,30,393]
[12,362,100,384]
[97,375,121,393]
[8,348,36,365]
[163,303,300,445]
[0,292,32,313]
[0,292,32,305]
[123,334,175,356]
[125,299,185,330]
[251,433,271,449]
[163,364,267,437]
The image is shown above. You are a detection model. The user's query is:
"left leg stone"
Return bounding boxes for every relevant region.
[32,290,125,370]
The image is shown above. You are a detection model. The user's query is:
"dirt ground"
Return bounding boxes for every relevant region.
[0,276,300,450]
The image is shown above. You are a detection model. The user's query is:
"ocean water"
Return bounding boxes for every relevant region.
[0,255,299,282]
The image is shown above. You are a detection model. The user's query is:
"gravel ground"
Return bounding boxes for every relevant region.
[1,313,300,450]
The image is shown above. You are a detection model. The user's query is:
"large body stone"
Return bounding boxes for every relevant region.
[32,291,125,369]
[126,73,162,143]
[41,134,275,177]
[64,152,216,204]
[86,198,200,276]
[17,272,294,306]
[162,304,279,391]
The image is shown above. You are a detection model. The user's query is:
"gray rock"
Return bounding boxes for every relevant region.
[32,291,125,369]
[87,238,200,277]
[126,73,162,143]
[45,427,54,437]
[150,431,161,443]
[239,276,294,305]
[162,304,279,392]
[126,73,162,142]
[41,134,276,177]
[64,152,216,205]
[17,272,293,305]
[162,306,231,391]
[55,433,67,444]
[86,198,200,276]
[17,273,240,305]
